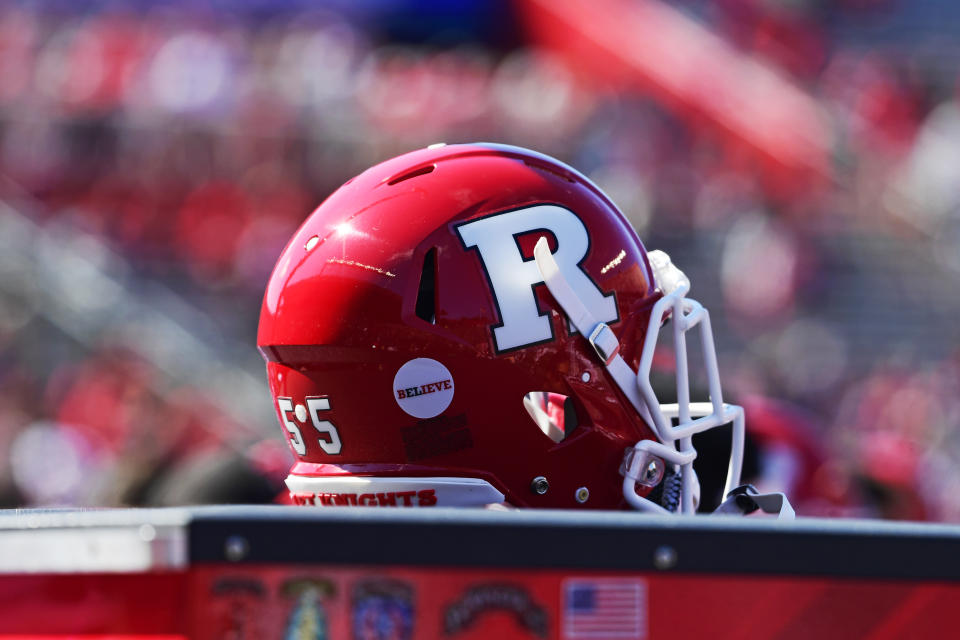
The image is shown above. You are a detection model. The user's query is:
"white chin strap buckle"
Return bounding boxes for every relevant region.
[588,323,620,365]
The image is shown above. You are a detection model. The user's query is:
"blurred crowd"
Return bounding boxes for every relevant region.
[1,0,960,520]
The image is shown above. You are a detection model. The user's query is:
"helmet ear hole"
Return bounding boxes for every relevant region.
[523,392,578,443]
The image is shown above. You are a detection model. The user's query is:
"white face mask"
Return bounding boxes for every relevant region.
[534,238,793,518]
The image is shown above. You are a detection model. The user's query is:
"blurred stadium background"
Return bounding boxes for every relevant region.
[1,0,959,520]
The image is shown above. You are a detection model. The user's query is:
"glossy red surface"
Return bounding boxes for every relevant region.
[257,143,661,508]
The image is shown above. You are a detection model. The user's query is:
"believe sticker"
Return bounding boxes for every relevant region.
[393,358,455,419]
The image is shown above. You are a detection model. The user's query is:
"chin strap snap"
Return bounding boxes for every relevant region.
[713,484,795,519]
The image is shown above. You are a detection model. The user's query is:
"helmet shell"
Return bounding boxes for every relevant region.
[258,143,660,508]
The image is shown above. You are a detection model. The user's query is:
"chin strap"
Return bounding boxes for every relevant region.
[713,484,795,519]
[532,237,654,424]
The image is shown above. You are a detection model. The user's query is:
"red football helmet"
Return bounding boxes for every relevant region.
[258,143,772,514]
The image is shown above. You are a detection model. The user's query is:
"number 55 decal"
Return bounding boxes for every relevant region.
[277,396,342,456]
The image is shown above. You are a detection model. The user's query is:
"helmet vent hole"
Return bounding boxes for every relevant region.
[523,392,578,443]
[415,248,437,324]
[522,159,575,183]
[388,164,436,185]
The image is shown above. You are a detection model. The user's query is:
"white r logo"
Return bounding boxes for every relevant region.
[456,205,618,352]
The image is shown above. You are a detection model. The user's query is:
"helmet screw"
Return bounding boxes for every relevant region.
[575,487,590,504]
[531,476,549,495]
[642,458,664,486]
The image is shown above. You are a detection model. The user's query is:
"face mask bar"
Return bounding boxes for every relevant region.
[533,238,744,515]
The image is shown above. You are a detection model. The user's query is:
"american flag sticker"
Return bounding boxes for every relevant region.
[562,578,647,639]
